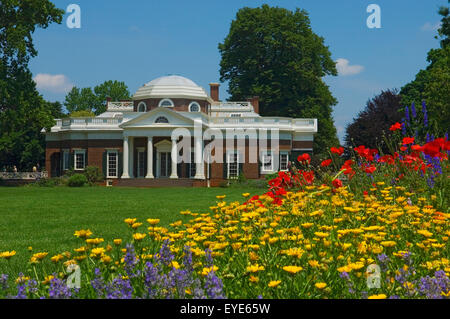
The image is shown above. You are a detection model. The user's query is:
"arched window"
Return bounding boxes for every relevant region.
[189,102,200,112]
[137,102,147,112]
[155,116,169,124]
[158,99,174,107]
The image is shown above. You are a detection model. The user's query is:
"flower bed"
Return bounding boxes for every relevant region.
[0,123,449,299]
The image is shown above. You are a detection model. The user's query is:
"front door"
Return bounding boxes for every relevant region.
[137,150,145,178]
[159,152,171,178]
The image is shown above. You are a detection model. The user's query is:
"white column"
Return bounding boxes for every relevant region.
[194,136,205,179]
[129,137,134,178]
[170,137,178,179]
[121,136,130,178]
[145,136,154,179]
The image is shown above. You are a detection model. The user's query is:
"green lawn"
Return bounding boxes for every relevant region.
[0,186,263,274]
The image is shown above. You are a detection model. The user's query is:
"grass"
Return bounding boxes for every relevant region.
[0,185,263,274]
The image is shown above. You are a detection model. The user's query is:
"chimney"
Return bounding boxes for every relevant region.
[209,83,220,102]
[248,96,259,114]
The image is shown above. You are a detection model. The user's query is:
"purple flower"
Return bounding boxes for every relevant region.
[0,274,8,291]
[411,102,416,119]
[204,271,225,299]
[105,276,133,299]
[49,277,72,299]
[405,106,410,125]
[422,101,428,127]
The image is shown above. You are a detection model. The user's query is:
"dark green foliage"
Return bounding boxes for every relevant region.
[344,89,403,151]
[67,173,88,187]
[400,2,450,136]
[64,80,131,115]
[0,0,64,170]
[83,166,104,185]
[219,5,339,154]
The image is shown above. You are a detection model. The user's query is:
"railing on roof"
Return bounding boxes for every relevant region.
[107,101,134,112]
[210,117,317,130]
[58,117,123,129]
[211,102,253,111]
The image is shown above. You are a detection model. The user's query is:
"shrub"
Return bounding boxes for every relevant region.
[83,166,104,185]
[67,174,87,187]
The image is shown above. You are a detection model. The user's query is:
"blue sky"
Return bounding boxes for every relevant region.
[30,0,446,142]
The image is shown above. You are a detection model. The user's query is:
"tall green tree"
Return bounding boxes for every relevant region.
[218,5,339,154]
[400,1,450,136]
[344,89,403,152]
[0,0,64,170]
[64,80,131,115]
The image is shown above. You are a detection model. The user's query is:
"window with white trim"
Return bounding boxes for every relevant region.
[280,152,289,171]
[155,116,169,123]
[227,151,239,179]
[107,150,118,178]
[137,102,147,112]
[189,102,200,112]
[74,150,86,170]
[62,149,70,170]
[158,99,174,107]
[261,151,274,172]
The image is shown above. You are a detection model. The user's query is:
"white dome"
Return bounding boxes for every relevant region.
[133,75,209,100]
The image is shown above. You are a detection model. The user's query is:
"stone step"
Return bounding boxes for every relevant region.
[115,178,197,188]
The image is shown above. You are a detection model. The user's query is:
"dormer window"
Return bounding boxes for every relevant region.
[137,102,147,112]
[159,99,174,107]
[189,102,200,112]
[155,116,169,123]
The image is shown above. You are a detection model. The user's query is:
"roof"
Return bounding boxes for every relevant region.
[133,75,211,101]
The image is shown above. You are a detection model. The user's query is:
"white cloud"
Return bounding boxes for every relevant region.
[421,21,442,32]
[335,58,364,76]
[33,73,74,93]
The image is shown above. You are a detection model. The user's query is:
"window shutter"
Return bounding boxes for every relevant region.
[177,163,182,177]
[102,151,107,178]
[118,152,123,178]
[185,163,190,178]
[84,150,88,169]
[223,152,227,179]
[239,162,243,177]
[59,151,64,175]
[70,151,74,169]
[153,151,156,177]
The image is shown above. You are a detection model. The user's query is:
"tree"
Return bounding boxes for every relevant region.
[400,2,450,136]
[0,0,64,170]
[344,90,403,152]
[218,5,339,154]
[64,80,131,115]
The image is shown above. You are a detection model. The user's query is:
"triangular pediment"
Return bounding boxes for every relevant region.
[119,107,200,128]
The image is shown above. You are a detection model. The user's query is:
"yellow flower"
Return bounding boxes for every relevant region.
[146,219,160,225]
[30,252,48,263]
[282,266,303,274]
[0,251,16,260]
[101,255,112,264]
[133,233,147,241]
[131,222,143,229]
[113,239,122,246]
[368,294,387,299]
[85,238,104,245]
[417,229,433,238]
[74,229,93,239]
[315,282,327,289]
[42,275,55,285]
[90,247,106,258]
[301,223,314,229]
[268,280,281,288]
[216,195,226,200]
[201,266,218,276]
[171,261,180,269]
[380,241,397,247]
[246,264,265,273]
[249,275,259,283]
[308,260,320,268]
[124,218,137,225]
[242,193,250,197]
[50,254,64,263]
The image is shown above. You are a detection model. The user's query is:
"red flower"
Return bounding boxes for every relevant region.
[321,159,332,167]
[402,137,415,145]
[411,144,423,152]
[330,147,344,156]
[332,179,343,188]
[297,153,311,164]
[364,165,376,174]
[363,191,369,196]
[400,146,407,152]
[389,122,403,131]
